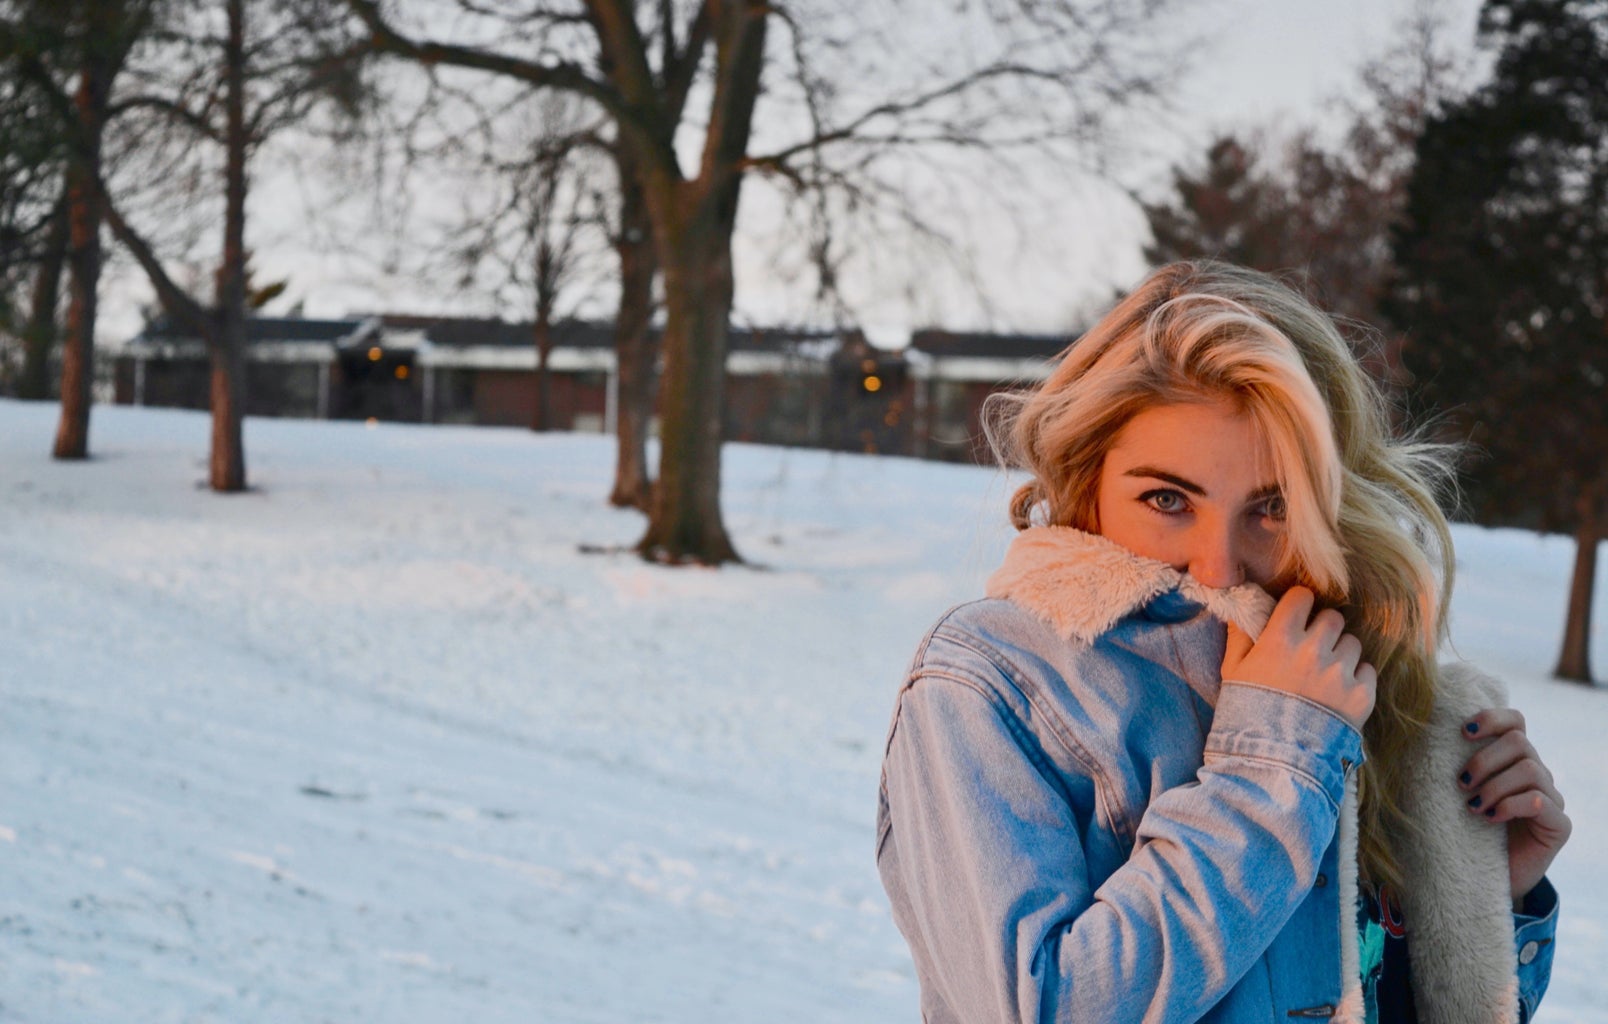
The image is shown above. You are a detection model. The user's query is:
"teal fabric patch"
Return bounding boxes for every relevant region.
[1357,890,1388,1024]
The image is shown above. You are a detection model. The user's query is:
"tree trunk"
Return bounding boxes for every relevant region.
[19,193,67,401]
[210,0,248,492]
[629,0,766,564]
[53,59,109,460]
[20,195,67,401]
[635,188,740,564]
[208,334,247,489]
[1554,487,1600,683]
[608,157,657,510]
[532,309,553,432]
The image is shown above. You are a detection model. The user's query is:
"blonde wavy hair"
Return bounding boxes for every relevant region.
[989,260,1458,892]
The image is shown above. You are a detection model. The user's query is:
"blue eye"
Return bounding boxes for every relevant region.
[1141,489,1189,514]
[1256,495,1288,522]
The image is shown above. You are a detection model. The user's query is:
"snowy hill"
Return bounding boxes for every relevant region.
[2,399,1603,1023]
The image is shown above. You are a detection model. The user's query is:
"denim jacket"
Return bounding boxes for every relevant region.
[876,527,1557,1024]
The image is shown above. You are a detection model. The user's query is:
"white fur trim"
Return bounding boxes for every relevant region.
[985,526,1277,644]
[1333,773,1366,1024]
[1397,662,1520,1024]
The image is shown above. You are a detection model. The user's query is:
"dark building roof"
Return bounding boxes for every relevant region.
[908,329,1074,360]
[135,316,374,345]
[377,314,837,353]
[375,315,613,350]
[728,326,839,353]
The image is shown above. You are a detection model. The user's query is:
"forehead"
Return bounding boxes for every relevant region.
[1104,400,1277,485]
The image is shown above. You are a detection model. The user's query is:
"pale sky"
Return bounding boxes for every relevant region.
[99,0,1488,347]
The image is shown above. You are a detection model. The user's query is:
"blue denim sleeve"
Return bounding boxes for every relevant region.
[1513,877,1558,1023]
[879,673,1364,1024]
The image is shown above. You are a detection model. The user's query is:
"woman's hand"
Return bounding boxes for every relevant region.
[1221,586,1377,731]
[1459,707,1571,905]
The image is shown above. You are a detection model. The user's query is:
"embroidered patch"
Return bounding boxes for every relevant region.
[1378,883,1407,939]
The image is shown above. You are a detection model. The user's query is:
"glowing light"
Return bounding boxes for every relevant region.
[368,346,383,362]
[394,365,410,380]
[365,417,378,428]
[863,375,883,393]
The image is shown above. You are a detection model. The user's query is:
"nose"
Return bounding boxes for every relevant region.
[1187,523,1244,590]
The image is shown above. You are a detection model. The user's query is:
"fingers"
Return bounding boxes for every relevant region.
[1456,704,1572,902]
[1333,632,1363,677]
[1266,586,1317,638]
[1222,622,1254,674]
[1352,660,1378,720]
[1463,706,1525,739]
[1461,727,1564,813]
[1487,789,1571,845]
[1222,587,1375,729]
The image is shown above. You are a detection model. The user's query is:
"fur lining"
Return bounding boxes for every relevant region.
[1334,770,1366,1024]
[1397,663,1520,1024]
[985,526,1277,644]
[986,525,1517,1022]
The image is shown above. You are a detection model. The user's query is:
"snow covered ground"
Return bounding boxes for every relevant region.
[1,399,1603,1023]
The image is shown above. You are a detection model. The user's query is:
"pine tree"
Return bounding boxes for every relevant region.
[1388,0,1608,683]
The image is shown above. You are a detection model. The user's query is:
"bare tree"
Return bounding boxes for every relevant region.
[1,0,159,454]
[93,0,363,490]
[5,0,364,483]
[606,141,656,510]
[451,93,609,432]
[0,59,69,398]
[347,0,1183,564]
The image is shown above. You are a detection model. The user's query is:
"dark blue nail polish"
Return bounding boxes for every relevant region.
[1468,795,1482,809]
[1460,771,1472,785]
[1484,807,1496,818]
[1465,722,1480,735]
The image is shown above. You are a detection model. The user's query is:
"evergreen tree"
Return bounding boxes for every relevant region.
[1145,4,1464,382]
[1388,0,1608,683]
[1143,135,1293,270]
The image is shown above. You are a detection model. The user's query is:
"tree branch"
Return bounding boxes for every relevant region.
[343,0,628,124]
[746,60,1080,170]
[107,94,221,143]
[97,183,212,339]
[697,0,768,188]
[663,3,711,119]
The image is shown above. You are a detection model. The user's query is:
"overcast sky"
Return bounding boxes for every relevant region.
[101,0,1488,347]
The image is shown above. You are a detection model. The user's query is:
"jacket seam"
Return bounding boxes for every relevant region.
[1201,749,1342,812]
[899,669,1079,810]
[906,626,1132,842]
[1219,679,1360,735]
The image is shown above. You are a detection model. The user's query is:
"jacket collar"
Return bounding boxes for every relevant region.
[984,525,1277,646]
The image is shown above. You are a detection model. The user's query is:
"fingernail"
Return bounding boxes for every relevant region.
[1468,795,1482,809]
[1459,771,1472,785]
[1484,808,1496,818]
[1465,722,1480,735]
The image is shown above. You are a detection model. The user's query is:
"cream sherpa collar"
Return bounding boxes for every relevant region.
[985,525,1278,644]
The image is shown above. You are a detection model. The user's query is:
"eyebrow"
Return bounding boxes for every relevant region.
[1124,467,1205,495]
[1124,466,1282,503]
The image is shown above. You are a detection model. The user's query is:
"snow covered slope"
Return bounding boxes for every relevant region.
[1,400,1602,1022]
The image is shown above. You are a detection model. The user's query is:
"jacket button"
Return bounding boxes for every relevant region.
[1314,873,1328,888]
[1519,940,1540,965]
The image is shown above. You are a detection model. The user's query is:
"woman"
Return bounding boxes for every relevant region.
[875,262,1568,1023]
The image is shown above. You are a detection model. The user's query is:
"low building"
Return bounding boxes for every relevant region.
[113,316,382,419]
[907,330,1073,462]
[111,314,1078,462]
[112,315,858,444]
